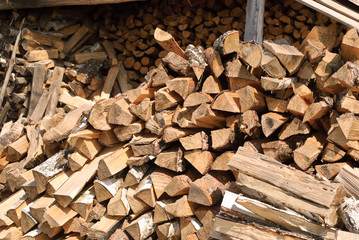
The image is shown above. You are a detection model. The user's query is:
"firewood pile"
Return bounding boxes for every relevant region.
[1,0,359,240]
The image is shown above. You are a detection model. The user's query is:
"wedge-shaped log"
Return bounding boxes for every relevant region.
[107,98,136,126]
[155,147,185,172]
[180,131,208,151]
[212,91,240,113]
[125,211,155,240]
[263,39,304,75]
[213,30,240,55]
[184,150,214,175]
[107,188,130,217]
[188,174,224,206]
[261,112,289,137]
[164,195,198,217]
[261,50,286,78]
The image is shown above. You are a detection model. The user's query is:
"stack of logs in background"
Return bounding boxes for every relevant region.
[1,0,359,239]
[0,0,349,125]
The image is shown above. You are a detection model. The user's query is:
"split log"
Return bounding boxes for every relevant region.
[211,128,238,151]
[134,175,157,207]
[204,47,224,78]
[315,162,348,180]
[88,98,116,131]
[126,186,151,217]
[263,39,304,75]
[166,77,195,99]
[213,30,240,55]
[151,169,174,198]
[29,196,55,223]
[260,77,296,91]
[188,174,224,206]
[130,134,164,156]
[124,211,155,240]
[114,121,144,142]
[261,50,286,78]
[164,175,192,197]
[340,28,359,62]
[107,188,130,216]
[202,75,223,94]
[183,92,213,108]
[293,136,324,170]
[278,117,311,140]
[129,98,155,121]
[107,98,136,126]
[228,147,345,226]
[211,91,240,113]
[87,214,122,239]
[70,186,95,219]
[155,87,182,111]
[179,131,208,151]
[154,28,187,59]
[43,204,77,228]
[261,112,289,137]
[265,96,288,113]
[184,150,214,175]
[124,164,149,187]
[236,86,266,113]
[94,177,122,202]
[155,146,185,172]
[21,203,38,233]
[164,195,198,217]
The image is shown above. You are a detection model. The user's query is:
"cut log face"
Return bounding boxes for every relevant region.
[162,52,191,76]
[164,175,192,197]
[107,188,130,217]
[166,77,195,100]
[204,47,224,78]
[114,121,144,142]
[148,64,171,88]
[278,118,310,140]
[179,131,208,151]
[287,94,308,117]
[88,98,116,131]
[211,128,237,151]
[263,39,304,75]
[303,100,331,123]
[261,112,289,137]
[211,91,240,113]
[322,143,346,162]
[330,61,359,93]
[236,86,266,113]
[340,28,359,62]
[154,199,175,224]
[337,113,359,141]
[293,137,324,170]
[237,41,262,68]
[202,75,223,94]
[184,92,213,108]
[188,174,224,206]
[124,211,155,240]
[154,146,185,172]
[129,98,155,121]
[191,103,226,129]
[315,162,348,180]
[337,90,359,114]
[107,98,136,126]
[164,195,198,217]
[154,27,187,59]
[260,77,296,91]
[184,150,214,175]
[155,87,182,111]
[265,96,288,113]
[261,50,286,78]
[213,30,240,55]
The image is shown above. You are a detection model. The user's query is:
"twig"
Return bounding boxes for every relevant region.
[0,18,25,107]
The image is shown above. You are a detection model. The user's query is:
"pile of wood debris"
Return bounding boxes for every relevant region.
[1,1,359,240]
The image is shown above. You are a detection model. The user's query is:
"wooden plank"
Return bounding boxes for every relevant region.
[316,0,359,22]
[295,0,359,29]
[244,0,265,44]
[28,63,46,116]
[0,0,146,10]
[45,66,64,116]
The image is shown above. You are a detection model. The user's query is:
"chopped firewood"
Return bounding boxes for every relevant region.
[97,146,133,180]
[188,174,224,206]
[291,82,313,104]
[156,220,180,240]
[261,112,289,137]
[24,49,58,61]
[6,195,28,226]
[164,195,198,217]
[32,151,66,194]
[88,98,116,131]
[107,98,136,126]
[239,110,261,138]
[172,106,197,129]
[146,110,173,135]
[261,50,286,78]
[114,121,144,142]
[70,186,95,220]
[211,91,240,113]
[229,147,345,226]
[22,28,64,52]
[237,41,262,68]
[0,225,23,239]
[107,188,130,216]
[46,170,71,197]
[335,165,359,199]
[261,140,293,163]
[162,52,191,76]
[202,75,222,94]
[130,134,164,156]
[127,83,156,104]
[98,130,120,147]
[213,30,240,55]
[303,100,331,123]
[127,185,151,217]
[322,142,346,162]
[29,196,55,223]
[125,211,155,240]
[38,221,62,237]
[164,175,192,197]
[211,151,234,171]
[278,117,311,140]
[129,98,155,121]
[183,92,213,108]
[153,199,175,224]
[101,65,121,99]
[263,39,304,75]
[155,87,182,111]
[155,146,185,172]
[260,77,296,91]
[75,52,107,64]
[180,217,202,240]
[337,113,359,141]
[191,103,226,129]
[315,162,348,180]
[127,155,151,168]
[124,164,149,187]
[340,28,359,62]
[154,28,187,59]
[211,128,237,151]
[43,203,77,228]
[184,150,214,175]
[293,136,324,170]
[87,214,121,239]
[134,175,157,207]
[287,94,308,116]
[151,169,174,198]
[94,177,122,202]
[226,58,259,91]
[337,90,359,114]
[163,127,196,143]
[6,135,29,162]
[204,48,224,78]
[265,96,288,113]
[54,147,120,207]
[166,77,195,99]
[21,203,38,233]
[236,86,266,113]
[179,131,208,151]
[147,64,171,87]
